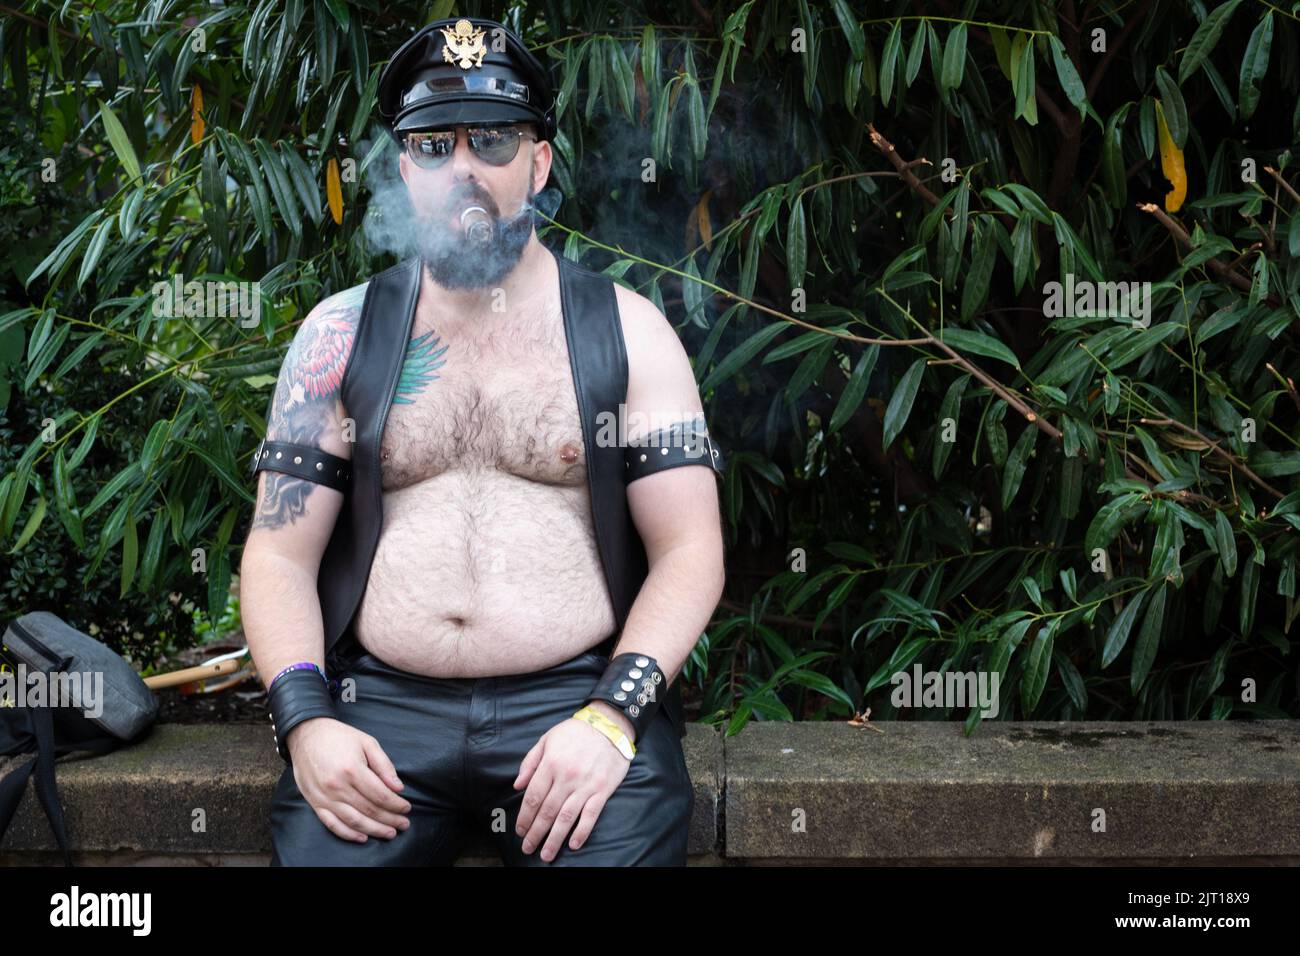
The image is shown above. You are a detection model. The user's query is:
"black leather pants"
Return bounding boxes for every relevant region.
[269,643,693,866]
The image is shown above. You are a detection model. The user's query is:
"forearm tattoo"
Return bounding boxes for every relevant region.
[252,286,364,530]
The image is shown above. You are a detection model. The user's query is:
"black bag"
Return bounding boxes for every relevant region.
[0,611,158,865]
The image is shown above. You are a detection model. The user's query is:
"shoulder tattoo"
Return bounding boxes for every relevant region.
[252,287,364,530]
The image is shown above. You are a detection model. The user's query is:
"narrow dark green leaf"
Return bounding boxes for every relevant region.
[1214,510,1237,576]
[1060,451,1083,519]
[1154,67,1188,148]
[1011,212,1034,293]
[1130,584,1166,693]
[940,22,967,94]
[77,218,116,290]
[348,64,381,145]
[1101,591,1147,668]
[960,218,997,321]
[140,419,171,476]
[1239,12,1274,121]
[26,308,53,363]
[700,322,789,393]
[254,138,301,239]
[52,331,105,380]
[865,635,930,693]
[322,0,349,28]
[1180,0,1243,83]
[52,447,84,550]
[1021,622,1055,713]
[1102,111,1127,208]
[1240,555,1260,635]
[882,358,926,450]
[201,140,230,261]
[1001,424,1037,509]
[608,36,635,120]
[932,373,969,478]
[27,213,101,287]
[140,507,168,591]
[1085,493,1149,558]
[830,345,879,434]
[1047,35,1086,111]
[67,415,100,471]
[939,328,1020,368]
[905,20,926,86]
[830,0,866,61]
[97,100,141,184]
[786,194,806,290]
[120,511,138,597]
[880,19,902,105]
[24,324,70,390]
[8,496,46,553]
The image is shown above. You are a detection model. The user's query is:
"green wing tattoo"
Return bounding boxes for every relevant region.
[394,331,449,404]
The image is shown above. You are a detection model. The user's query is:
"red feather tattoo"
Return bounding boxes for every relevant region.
[294,312,353,402]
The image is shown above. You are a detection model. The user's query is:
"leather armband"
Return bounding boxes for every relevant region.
[267,668,336,764]
[251,438,352,493]
[583,653,668,741]
[624,421,725,483]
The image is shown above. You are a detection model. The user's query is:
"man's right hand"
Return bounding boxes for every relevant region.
[285,717,412,841]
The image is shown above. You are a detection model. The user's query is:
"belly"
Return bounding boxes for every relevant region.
[352,468,618,676]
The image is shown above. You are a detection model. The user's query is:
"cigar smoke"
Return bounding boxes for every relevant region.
[358,125,560,289]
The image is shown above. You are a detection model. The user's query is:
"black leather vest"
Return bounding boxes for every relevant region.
[316,247,686,737]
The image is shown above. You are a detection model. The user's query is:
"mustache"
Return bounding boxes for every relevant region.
[442,187,498,218]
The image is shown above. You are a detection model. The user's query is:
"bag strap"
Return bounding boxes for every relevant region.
[0,706,119,867]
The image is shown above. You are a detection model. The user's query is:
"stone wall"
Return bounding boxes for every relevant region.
[4,720,1298,865]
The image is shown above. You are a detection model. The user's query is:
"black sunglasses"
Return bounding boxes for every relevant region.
[404,125,536,169]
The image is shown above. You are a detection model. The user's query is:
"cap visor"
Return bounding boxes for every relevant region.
[394,98,536,133]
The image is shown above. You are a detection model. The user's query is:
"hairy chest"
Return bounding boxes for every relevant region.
[376,303,588,490]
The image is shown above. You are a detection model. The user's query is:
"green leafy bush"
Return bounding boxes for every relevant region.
[2,1,1298,726]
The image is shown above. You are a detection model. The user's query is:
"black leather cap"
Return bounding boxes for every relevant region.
[377,17,556,143]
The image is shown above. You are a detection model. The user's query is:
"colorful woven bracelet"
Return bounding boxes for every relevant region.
[269,661,325,691]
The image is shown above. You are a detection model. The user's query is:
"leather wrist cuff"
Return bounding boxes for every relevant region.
[267,668,336,764]
[583,653,667,741]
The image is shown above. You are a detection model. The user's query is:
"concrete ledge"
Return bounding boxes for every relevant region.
[726,721,1300,860]
[3,720,1297,864]
[0,722,722,862]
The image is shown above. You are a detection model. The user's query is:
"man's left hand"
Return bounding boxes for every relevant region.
[513,704,634,861]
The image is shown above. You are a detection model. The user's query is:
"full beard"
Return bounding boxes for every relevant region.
[417,183,537,290]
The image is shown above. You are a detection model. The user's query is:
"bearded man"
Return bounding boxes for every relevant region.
[240,16,726,866]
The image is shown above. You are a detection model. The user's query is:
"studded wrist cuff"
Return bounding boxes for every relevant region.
[267,668,336,764]
[583,652,667,741]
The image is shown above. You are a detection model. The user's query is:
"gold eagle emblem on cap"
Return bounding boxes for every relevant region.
[440,18,486,70]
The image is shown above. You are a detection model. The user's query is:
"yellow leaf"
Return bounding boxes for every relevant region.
[190,85,205,145]
[326,157,343,224]
[696,190,713,251]
[1154,98,1186,213]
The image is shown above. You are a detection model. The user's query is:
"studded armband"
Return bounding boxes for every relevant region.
[251,438,352,493]
[624,420,725,484]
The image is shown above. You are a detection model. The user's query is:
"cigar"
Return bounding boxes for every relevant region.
[460,205,491,243]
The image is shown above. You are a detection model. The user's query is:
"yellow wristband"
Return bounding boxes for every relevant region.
[572,706,636,758]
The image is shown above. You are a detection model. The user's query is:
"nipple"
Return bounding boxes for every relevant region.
[559,442,579,463]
